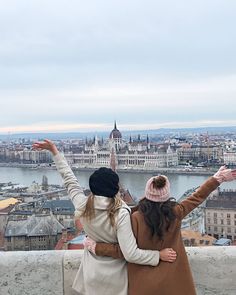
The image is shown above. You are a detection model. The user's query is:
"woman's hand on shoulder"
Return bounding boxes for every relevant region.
[32,139,59,156]
[160,248,177,263]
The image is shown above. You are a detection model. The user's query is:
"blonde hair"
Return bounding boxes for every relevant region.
[81,193,123,227]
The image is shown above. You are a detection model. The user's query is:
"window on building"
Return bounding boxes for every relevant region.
[214,227,217,232]
[208,227,211,231]
[214,213,217,218]
[221,219,224,225]
[207,218,211,223]
[214,219,217,224]
[228,228,231,233]
[227,213,231,218]
[184,240,190,246]
[234,214,236,219]
[227,220,231,225]
[190,238,195,246]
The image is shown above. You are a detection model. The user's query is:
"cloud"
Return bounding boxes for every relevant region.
[0,0,236,133]
[2,119,236,134]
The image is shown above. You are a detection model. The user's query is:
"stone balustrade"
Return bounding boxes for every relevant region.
[0,247,235,295]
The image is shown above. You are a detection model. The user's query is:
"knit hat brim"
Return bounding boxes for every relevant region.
[145,175,170,202]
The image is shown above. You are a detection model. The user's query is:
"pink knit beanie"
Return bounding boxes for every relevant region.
[145,175,170,202]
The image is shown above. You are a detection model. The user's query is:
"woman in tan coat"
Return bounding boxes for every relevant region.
[85,167,236,295]
[33,140,176,295]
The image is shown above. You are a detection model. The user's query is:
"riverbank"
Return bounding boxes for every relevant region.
[1,165,236,200]
[116,167,214,176]
[0,162,214,175]
[0,162,55,169]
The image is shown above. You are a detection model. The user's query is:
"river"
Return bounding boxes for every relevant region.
[1,167,236,201]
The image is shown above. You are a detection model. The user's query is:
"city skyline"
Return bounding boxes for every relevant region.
[1,1,236,134]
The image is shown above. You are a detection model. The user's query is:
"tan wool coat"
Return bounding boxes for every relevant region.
[53,153,160,295]
[96,177,220,295]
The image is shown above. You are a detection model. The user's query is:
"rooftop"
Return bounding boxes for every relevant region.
[206,194,236,209]
[42,199,75,215]
[5,214,64,237]
[0,197,19,210]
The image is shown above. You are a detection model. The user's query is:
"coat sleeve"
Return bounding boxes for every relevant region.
[116,209,159,266]
[95,208,140,259]
[95,243,124,259]
[53,153,88,214]
[175,176,219,220]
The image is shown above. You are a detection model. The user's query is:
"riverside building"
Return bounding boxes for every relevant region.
[0,122,231,169]
[65,122,178,170]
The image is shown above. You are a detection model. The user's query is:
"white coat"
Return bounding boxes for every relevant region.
[53,153,159,295]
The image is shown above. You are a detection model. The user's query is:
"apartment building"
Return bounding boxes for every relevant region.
[205,189,236,241]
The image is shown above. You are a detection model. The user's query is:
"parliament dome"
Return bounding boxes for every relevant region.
[109,121,122,139]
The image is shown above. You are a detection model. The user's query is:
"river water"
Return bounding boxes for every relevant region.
[1,167,236,201]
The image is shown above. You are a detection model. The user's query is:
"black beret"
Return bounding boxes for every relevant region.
[89,167,119,198]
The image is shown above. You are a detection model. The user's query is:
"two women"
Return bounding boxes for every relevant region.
[85,168,236,295]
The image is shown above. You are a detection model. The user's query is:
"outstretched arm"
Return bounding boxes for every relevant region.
[33,140,88,214]
[176,166,236,220]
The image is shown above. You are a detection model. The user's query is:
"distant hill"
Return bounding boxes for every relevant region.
[0,126,236,140]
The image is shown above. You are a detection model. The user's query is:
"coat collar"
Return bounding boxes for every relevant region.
[93,195,131,212]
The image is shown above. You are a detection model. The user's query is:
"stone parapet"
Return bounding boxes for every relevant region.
[0,247,235,295]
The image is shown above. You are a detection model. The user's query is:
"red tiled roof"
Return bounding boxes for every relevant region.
[54,232,74,250]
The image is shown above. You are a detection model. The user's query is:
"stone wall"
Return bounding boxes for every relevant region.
[0,247,235,295]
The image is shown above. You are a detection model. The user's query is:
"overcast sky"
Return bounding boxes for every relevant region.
[0,0,236,134]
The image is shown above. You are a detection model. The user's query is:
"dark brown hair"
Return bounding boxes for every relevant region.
[139,176,176,239]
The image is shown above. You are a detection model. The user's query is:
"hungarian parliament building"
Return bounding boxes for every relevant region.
[1,122,228,169]
[64,122,178,170]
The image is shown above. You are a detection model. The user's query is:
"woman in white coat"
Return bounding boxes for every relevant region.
[33,140,176,295]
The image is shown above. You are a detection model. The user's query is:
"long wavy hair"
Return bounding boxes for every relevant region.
[139,176,176,239]
[80,193,122,227]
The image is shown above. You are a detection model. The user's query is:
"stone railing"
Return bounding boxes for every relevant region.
[0,247,235,295]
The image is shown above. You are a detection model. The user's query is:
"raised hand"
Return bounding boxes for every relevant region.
[32,139,59,156]
[213,166,236,184]
[160,248,177,263]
